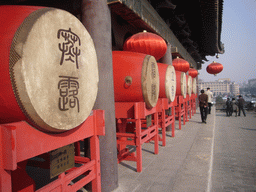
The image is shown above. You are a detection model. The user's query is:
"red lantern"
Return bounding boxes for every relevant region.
[123,31,167,60]
[206,61,223,75]
[172,57,190,73]
[188,68,198,78]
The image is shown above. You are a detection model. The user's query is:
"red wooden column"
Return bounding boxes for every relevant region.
[175,96,186,130]
[135,118,143,172]
[0,170,12,192]
[90,134,101,191]
[185,96,192,122]
[153,111,159,154]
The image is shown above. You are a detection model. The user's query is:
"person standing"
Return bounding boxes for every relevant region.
[238,95,246,117]
[205,87,213,114]
[199,89,208,123]
[232,98,238,117]
[226,98,232,116]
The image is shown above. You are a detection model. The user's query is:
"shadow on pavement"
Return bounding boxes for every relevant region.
[215,114,228,116]
[142,148,155,154]
[239,127,256,131]
[119,162,137,172]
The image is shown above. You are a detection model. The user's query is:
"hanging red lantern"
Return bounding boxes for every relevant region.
[172,57,190,73]
[206,61,223,76]
[188,68,198,78]
[123,31,167,60]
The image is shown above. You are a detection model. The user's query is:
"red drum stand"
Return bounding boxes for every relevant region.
[157,98,176,145]
[0,110,105,192]
[185,95,192,122]
[174,96,186,130]
[115,102,159,172]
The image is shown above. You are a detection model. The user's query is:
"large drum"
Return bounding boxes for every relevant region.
[0,6,99,132]
[158,63,176,102]
[192,78,197,94]
[112,51,159,108]
[186,75,192,97]
[175,71,187,98]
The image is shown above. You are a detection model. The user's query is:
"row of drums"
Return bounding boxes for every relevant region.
[0,6,197,133]
[113,51,197,109]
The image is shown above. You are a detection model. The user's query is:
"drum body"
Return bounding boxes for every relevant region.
[158,63,176,102]
[112,51,159,108]
[0,6,99,132]
[175,71,186,98]
[192,78,197,94]
[186,75,192,97]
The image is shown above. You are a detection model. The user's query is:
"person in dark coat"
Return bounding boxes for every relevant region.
[237,95,246,117]
[198,89,208,123]
[226,98,232,116]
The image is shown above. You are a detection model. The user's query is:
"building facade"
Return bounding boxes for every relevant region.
[230,82,240,96]
[198,78,239,96]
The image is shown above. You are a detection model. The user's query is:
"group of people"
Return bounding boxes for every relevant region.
[226,95,246,117]
[198,87,246,124]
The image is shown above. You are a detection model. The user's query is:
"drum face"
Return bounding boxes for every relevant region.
[165,65,176,102]
[192,78,197,94]
[187,75,192,97]
[175,71,186,99]
[181,72,187,98]
[141,55,160,108]
[1,7,99,132]
[158,63,176,102]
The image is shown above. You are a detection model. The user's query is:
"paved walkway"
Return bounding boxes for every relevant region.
[113,108,216,192]
[211,110,256,191]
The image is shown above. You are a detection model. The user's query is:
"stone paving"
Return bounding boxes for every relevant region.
[113,108,216,192]
[211,111,256,192]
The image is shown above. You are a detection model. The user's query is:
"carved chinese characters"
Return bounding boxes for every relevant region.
[58,28,81,69]
[58,76,79,112]
[57,28,81,113]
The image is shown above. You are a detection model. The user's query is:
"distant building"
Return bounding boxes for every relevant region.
[230,82,240,96]
[218,78,231,83]
[248,78,256,87]
[198,78,239,96]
